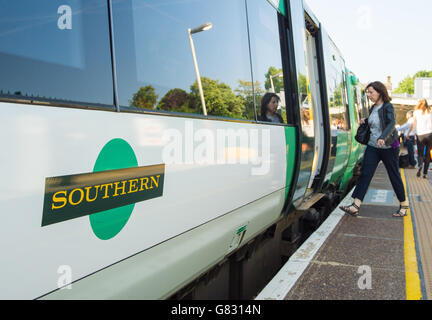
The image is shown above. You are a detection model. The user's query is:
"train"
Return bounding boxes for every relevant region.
[0,0,370,299]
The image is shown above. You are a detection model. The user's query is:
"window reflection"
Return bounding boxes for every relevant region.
[248,0,285,124]
[342,75,351,130]
[299,73,314,136]
[327,45,348,136]
[327,69,344,155]
[113,0,255,120]
[353,86,362,122]
[360,88,369,117]
[0,0,113,106]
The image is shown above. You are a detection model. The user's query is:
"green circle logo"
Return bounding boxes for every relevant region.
[89,139,138,240]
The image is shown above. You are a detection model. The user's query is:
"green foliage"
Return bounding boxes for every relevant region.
[130,85,158,109]
[393,75,414,94]
[235,79,264,120]
[190,77,245,118]
[130,75,277,119]
[298,74,308,95]
[393,70,432,94]
[265,66,284,93]
[157,88,195,113]
[413,70,432,78]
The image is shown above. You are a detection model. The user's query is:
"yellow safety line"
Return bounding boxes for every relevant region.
[400,169,422,300]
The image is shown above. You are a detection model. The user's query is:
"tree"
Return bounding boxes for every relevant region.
[130,85,158,109]
[265,66,284,93]
[393,70,432,94]
[235,79,264,120]
[393,75,415,94]
[157,88,193,113]
[190,77,245,118]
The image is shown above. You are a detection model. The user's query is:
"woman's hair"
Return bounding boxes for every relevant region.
[260,92,280,118]
[365,81,392,103]
[416,98,430,115]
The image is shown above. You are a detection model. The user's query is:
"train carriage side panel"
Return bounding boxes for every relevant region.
[0,103,289,299]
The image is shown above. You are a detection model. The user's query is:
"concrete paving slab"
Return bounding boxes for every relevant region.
[363,189,397,206]
[356,204,399,219]
[336,216,403,241]
[285,263,405,300]
[314,233,404,270]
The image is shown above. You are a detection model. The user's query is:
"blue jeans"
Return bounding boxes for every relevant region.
[405,135,416,166]
[352,145,406,202]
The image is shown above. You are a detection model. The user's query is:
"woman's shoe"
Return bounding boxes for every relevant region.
[340,203,360,216]
[423,174,428,179]
[393,205,409,217]
[417,169,421,177]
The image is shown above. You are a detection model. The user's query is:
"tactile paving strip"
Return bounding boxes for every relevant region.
[405,169,432,300]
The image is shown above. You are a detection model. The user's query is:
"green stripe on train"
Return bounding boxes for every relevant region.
[284,126,297,199]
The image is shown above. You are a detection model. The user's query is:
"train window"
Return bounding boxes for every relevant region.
[361,89,370,116]
[247,0,286,124]
[112,0,254,120]
[353,87,362,121]
[0,0,114,106]
[327,67,345,132]
[342,75,351,130]
[325,41,349,133]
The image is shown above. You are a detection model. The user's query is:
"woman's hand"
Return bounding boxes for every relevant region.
[360,118,366,125]
[377,139,385,148]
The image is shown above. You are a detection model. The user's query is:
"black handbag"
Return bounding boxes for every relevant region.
[355,122,370,145]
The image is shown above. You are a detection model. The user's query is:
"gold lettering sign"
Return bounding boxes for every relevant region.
[41,164,165,226]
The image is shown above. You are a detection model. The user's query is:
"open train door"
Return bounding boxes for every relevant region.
[303,5,328,194]
[285,0,329,209]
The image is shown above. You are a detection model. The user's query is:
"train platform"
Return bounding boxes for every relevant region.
[256,163,431,300]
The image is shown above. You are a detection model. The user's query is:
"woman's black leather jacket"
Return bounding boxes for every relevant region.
[367,102,398,146]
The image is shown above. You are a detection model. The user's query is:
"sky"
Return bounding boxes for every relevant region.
[305,0,432,88]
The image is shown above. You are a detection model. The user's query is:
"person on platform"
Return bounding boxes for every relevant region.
[340,81,409,217]
[409,98,432,178]
[397,110,416,169]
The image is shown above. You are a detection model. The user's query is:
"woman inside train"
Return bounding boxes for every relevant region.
[258,92,284,123]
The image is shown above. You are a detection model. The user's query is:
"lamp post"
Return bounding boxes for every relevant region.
[270,71,283,93]
[188,22,213,116]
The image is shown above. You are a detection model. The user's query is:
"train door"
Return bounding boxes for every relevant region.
[320,31,350,187]
[284,0,330,208]
[340,71,360,191]
[304,14,325,192]
[285,0,315,207]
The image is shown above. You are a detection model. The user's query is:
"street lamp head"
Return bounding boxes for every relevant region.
[273,71,283,78]
[190,22,213,34]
